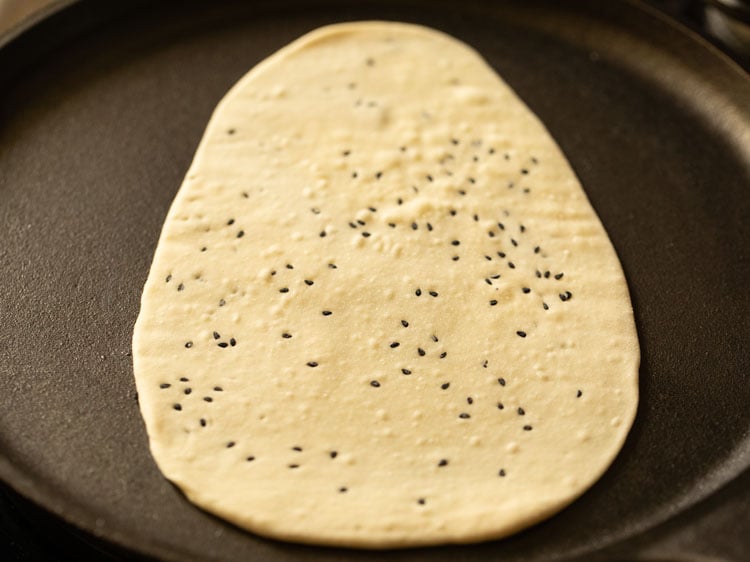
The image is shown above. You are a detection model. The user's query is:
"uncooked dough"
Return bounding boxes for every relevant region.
[133,22,639,548]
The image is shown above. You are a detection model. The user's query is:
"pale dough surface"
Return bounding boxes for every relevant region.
[133,22,639,548]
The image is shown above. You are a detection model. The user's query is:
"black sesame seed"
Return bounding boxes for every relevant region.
[491,274,501,279]
[342,150,351,156]
[218,299,226,307]
[339,487,348,493]
[452,256,460,261]
[459,413,470,419]
[184,388,192,395]
[458,189,466,196]
[184,341,193,348]
[204,396,213,402]
[438,459,448,467]
[498,378,506,386]
[498,252,506,258]
[322,310,332,316]
[388,223,396,228]
[497,402,504,410]
[375,171,383,179]
[397,198,403,205]
[160,383,171,389]
[304,279,314,286]
[510,238,518,247]
[368,206,377,212]
[402,368,412,375]
[543,302,549,310]
[499,469,506,477]
[485,278,492,285]
[522,287,531,294]
[468,177,476,184]
[349,222,357,229]
[490,300,498,306]
[415,288,422,296]
[517,407,525,416]
[237,230,245,238]
[485,255,492,261]
[330,451,338,458]
[177,283,184,291]
[282,333,292,339]
[439,352,447,359]
[432,335,439,342]
[370,380,380,387]
[497,222,505,230]
[536,270,542,278]
[390,342,400,348]
[418,498,426,505]
[352,171,358,178]
[519,225,526,233]
[201,247,207,252]
[213,331,220,340]
[411,222,418,230]
[483,360,489,368]
[451,240,460,246]
[214,386,223,392]
[544,271,551,278]
[292,446,302,452]
[534,246,541,254]
[200,418,207,427]
[426,223,433,231]
[320,230,327,237]
[449,209,457,216]
[289,464,299,469]
[246,455,255,461]
[401,320,409,327]
[426,174,433,182]
[418,348,426,356]
[173,404,182,411]
[508,262,516,269]
[307,361,318,367]
[441,382,450,389]
[429,291,438,297]
[488,231,496,238]
[467,397,474,405]
[577,390,583,398]
[180,377,189,382]
[229,338,236,347]
[279,287,289,293]
[227,218,235,225]
[361,232,371,238]
[517,331,527,338]
[227,441,236,448]
[218,342,228,348]
[523,425,533,431]
[555,273,564,280]
[328,263,337,269]
[521,168,529,175]
[166,274,172,283]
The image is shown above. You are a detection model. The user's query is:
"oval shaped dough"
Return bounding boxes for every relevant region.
[133,22,639,548]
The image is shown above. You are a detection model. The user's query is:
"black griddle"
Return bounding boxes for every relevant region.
[1,1,749,560]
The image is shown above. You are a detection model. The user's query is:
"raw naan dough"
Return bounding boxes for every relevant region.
[133,22,639,547]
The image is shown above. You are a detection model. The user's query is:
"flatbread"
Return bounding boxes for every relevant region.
[132,22,639,548]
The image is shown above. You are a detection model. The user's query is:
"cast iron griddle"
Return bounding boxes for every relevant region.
[1,0,749,560]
